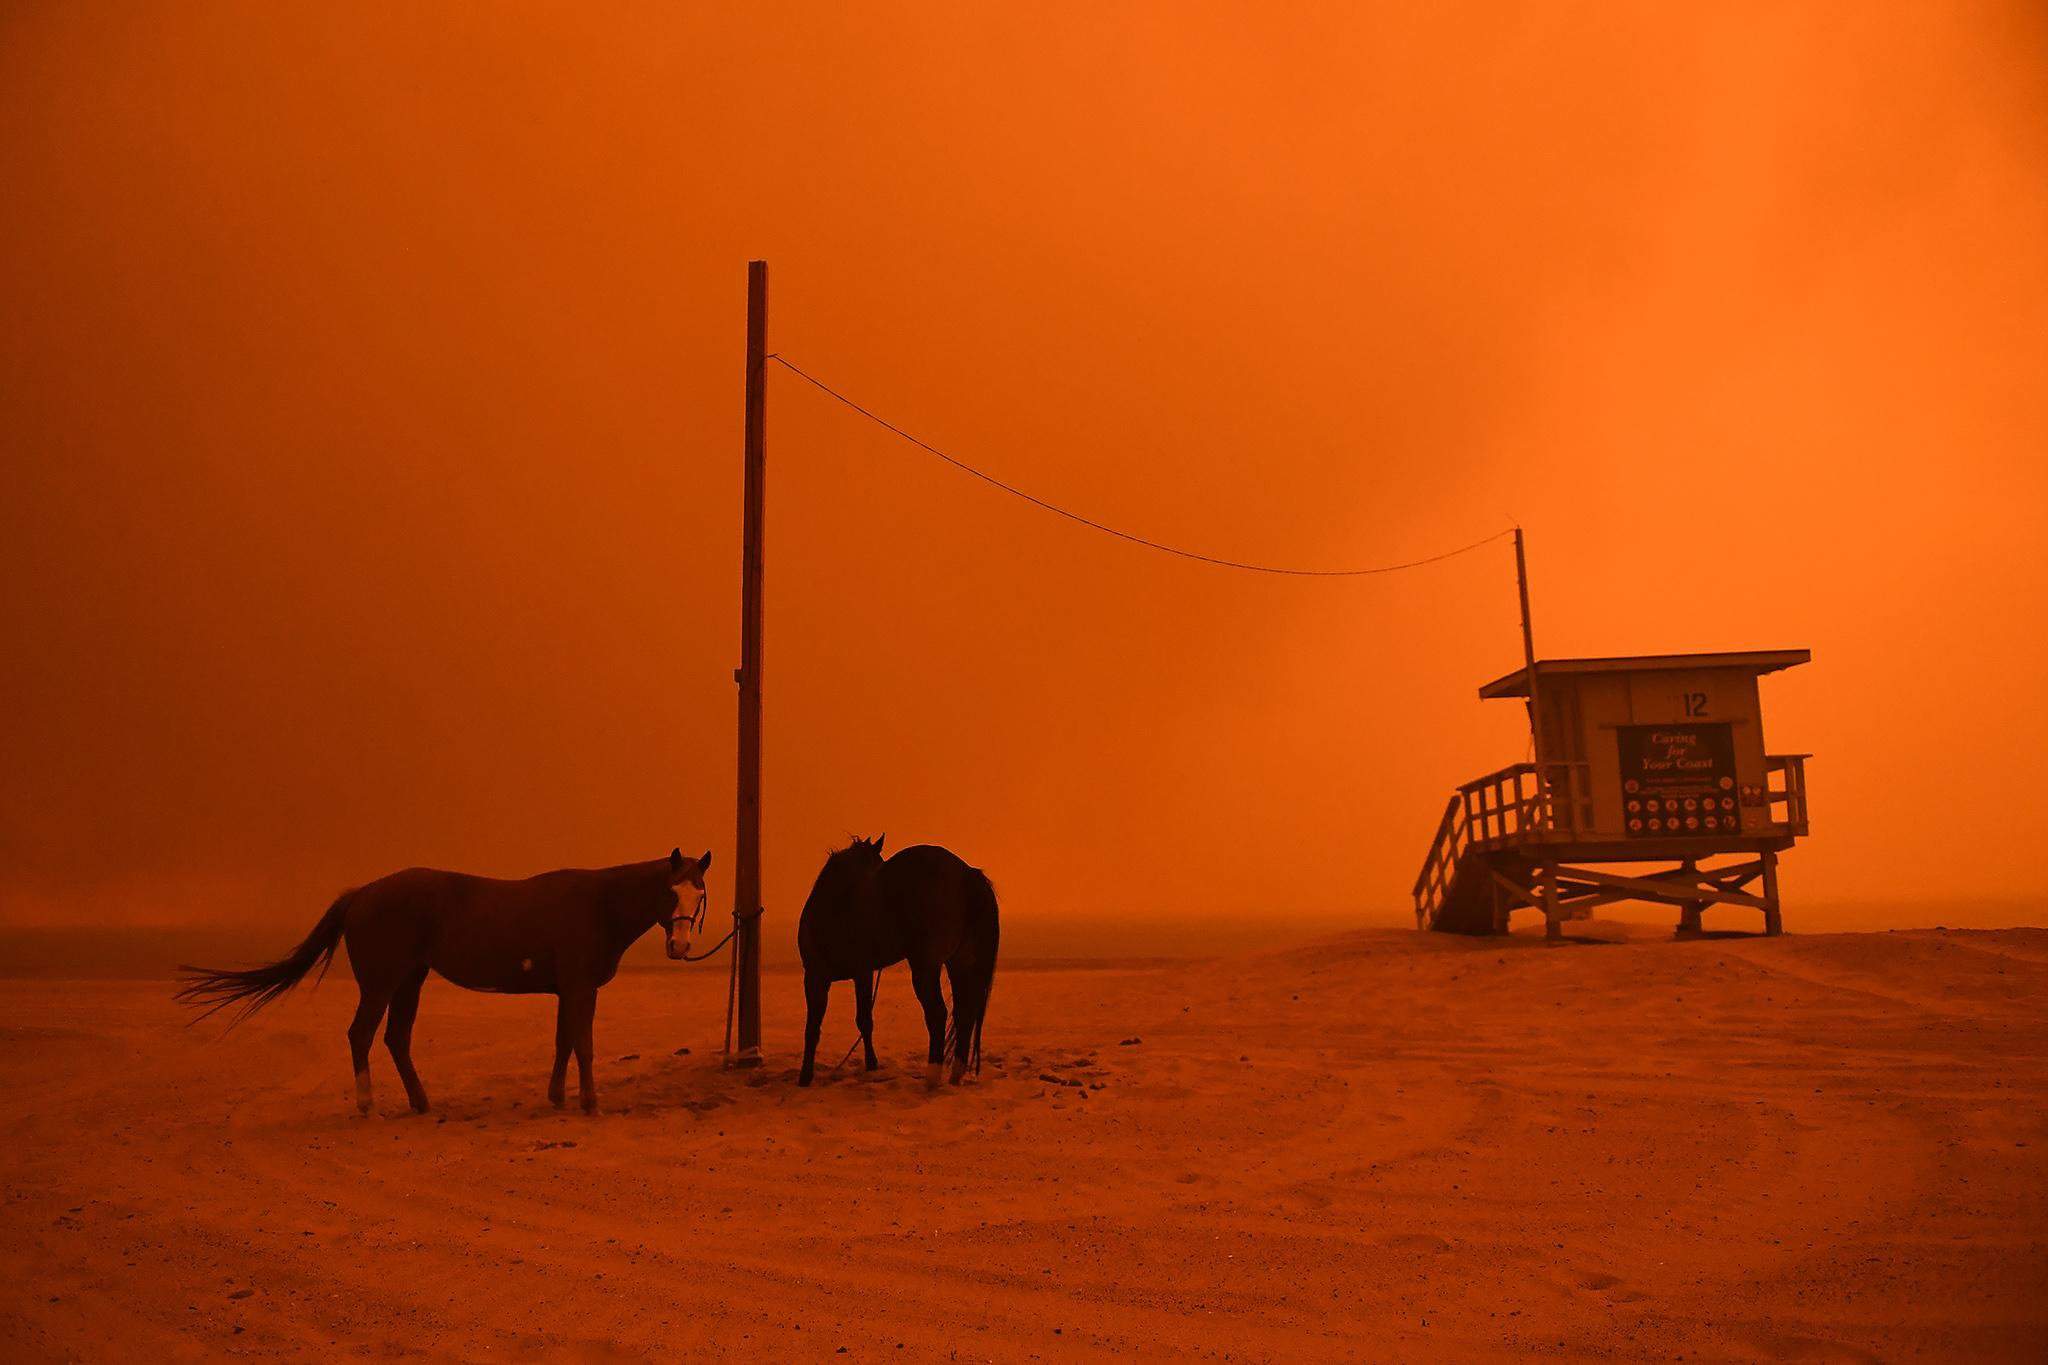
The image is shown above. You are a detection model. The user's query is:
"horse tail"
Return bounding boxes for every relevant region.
[174,889,356,1027]
[968,870,999,1073]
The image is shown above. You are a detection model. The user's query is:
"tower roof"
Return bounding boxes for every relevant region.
[1479,649,1811,700]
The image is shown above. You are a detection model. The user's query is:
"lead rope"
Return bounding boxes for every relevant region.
[677,918,739,961]
[830,967,884,1072]
[716,906,765,1063]
[722,914,739,1061]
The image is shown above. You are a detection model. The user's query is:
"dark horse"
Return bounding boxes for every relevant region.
[796,836,999,1089]
[175,849,711,1115]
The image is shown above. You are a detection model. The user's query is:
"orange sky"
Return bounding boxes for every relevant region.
[4,3,2045,936]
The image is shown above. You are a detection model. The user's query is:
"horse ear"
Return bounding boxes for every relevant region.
[874,834,885,856]
[698,850,712,873]
[669,848,683,875]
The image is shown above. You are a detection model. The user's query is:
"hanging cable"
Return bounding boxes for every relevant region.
[768,353,1512,577]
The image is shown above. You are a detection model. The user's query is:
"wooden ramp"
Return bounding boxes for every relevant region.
[1413,758,1809,938]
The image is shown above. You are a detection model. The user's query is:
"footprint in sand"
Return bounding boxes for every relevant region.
[1581,1271,1647,1301]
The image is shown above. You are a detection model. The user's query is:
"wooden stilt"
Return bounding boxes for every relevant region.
[1761,849,1783,936]
[1676,858,1703,936]
[1541,859,1561,941]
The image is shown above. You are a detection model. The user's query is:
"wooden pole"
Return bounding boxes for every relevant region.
[1761,849,1783,937]
[729,260,767,1067]
[1514,527,1549,828]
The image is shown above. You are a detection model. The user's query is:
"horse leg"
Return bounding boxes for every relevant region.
[383,966,431,1114]
[853,971,879,1072]
[569,990,599,1114]
[549,994,575,1109]
[798,972,829,1087]
[943,958,983,1085]
[909,964,948,1091]
[346,984,394,1116]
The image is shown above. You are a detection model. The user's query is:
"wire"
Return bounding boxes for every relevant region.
[767,353,1514,578]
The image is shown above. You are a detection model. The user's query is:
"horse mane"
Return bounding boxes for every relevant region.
[803,837,881,909]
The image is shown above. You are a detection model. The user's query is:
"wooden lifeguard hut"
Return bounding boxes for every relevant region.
[1413,648,1811,938]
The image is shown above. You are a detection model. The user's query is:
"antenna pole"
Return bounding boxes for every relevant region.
[1514,526,1538,691]
[729,260,767,1067]
[1514,527,1551,826]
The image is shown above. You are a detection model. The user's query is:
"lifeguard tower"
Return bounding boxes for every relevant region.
[1413,649,1811,938]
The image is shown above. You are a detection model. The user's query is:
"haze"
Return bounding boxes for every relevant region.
[5,3,2046,939]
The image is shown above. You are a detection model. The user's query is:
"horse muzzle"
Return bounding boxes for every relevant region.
[665,891,708,960]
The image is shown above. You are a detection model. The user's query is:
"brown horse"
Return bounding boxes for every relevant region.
[796,836,999,1089]
[176,849,711,1115]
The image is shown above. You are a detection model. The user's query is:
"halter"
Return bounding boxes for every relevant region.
[664,887,708,949]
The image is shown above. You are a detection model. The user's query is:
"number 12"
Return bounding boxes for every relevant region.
[1683,692,1708,717]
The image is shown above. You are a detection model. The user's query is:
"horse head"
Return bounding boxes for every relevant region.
[661,848,713,959]
[800,835,886,927]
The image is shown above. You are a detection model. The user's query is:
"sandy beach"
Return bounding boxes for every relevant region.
[3,923,2043,1361]
[10,2,2048,1360]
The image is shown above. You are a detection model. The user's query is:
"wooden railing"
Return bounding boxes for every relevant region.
[1411,793,1466,929]
[1456,761,1593,846]
[1766,753,1810,836]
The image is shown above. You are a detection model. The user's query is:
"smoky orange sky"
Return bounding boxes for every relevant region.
[4,3,2046,939]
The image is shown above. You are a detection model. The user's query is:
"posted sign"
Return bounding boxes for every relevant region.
[1618,723,1738,838]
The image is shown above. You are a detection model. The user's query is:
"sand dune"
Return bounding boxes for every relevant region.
[3,924,2044,1360]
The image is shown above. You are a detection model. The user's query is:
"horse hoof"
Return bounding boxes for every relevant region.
[948,1061,968,1085]
[798,1074,814,1088]
[354,1073,372,1115]
[925,1063,943,1090]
